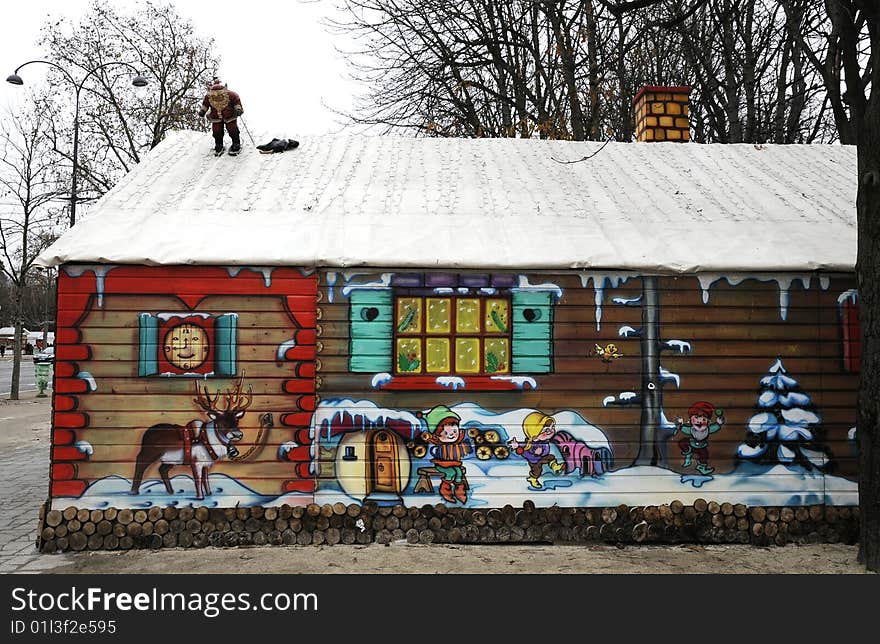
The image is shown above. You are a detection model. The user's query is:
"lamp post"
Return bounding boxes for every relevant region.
[7,60,148,227]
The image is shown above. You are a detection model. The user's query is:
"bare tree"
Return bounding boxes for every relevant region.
[0,103,62,400]
[332,0,835,143]
[330,0,622,139]
[37,0,219,207]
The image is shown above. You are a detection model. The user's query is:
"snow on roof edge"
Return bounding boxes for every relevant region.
[35,130,857,273]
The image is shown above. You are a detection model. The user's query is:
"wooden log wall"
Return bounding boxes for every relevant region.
[36,500,859,553]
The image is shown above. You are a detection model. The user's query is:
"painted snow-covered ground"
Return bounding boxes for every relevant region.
[52,461,857,511]
[50,474,313,511]
[53,394,858,510]
[314,460,858,509]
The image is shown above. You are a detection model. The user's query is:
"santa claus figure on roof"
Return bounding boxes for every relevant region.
[198,77,244,155]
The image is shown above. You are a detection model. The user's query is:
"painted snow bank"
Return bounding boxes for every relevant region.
[37,132,856,271]
[51,474,311,510]
[313,463,858,509]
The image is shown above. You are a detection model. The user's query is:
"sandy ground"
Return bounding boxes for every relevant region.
[1,391,874,575]
[36,540,871,575]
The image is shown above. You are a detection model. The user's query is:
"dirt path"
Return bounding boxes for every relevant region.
[37,541,870,574]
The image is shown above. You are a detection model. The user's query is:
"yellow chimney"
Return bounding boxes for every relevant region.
[633,86,691,142]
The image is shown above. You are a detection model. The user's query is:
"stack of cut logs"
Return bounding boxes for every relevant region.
[36,500,858,553]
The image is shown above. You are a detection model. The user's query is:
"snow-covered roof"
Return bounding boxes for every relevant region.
[37,130,857,272]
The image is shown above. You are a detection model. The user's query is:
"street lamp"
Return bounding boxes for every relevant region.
[6,60,148,227]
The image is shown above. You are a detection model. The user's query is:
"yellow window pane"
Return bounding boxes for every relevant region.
[426,338,450,373]
[396,338,422,373]
[426,298,451,334]
[456,298,480,333]
[455,338,480,373]
[484,299,509,333]
[396,298,422,334]
[484,338,509,373]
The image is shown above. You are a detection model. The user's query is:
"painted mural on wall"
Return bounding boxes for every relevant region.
[49,265,319,510]
[49,266,860,510]
[310,270,859,508]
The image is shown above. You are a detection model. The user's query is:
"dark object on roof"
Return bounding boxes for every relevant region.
[257,138,300,154]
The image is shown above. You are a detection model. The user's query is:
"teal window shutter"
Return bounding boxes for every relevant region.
[511,291,553,373]
[215,313,239,376]
[349,290,393,372]
[138,313,159,376]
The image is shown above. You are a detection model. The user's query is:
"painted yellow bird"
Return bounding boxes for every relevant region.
[595,343,623,363]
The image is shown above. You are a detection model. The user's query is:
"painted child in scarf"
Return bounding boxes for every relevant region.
[672,401,725,475]
[508,411,565,489]
[420,405,471,504]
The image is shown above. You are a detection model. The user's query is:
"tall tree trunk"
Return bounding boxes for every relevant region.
[9,290,22,400]
[742,0,758,142]
[721,0,743,142]
[786,1,808,142]
[635,277,661,466]
[856,64,880,573]
[545,2,586,139]
[774,29,792,143]
[585,0,602,139]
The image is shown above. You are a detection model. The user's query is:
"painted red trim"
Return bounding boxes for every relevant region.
[51,480,87,497]
[296,363,316,379]
[54,412,89,429]
[282,480,314,494]
[377,375,537,391]
[842,299,861,373]
[55,345,90,361]
[280,412,314,428]
[52,463,77,480]
[294,463,312,480]
[54,396,78,412]
[632,85,691,105]
[282,346,316,361]
[283,379,316,395]
[54,364,75,378]
[293,429,312,446]
[53,429,76,445]
[55,378,89,394]
[289,310,317,328]
[52,446,88,461]
[56,328,82,344]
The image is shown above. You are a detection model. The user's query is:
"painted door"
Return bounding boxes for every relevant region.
[370,431,399,493]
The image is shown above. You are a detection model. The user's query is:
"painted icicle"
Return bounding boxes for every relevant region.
[63,264,118,308]
[340,272,393,297]
[578,272,635,331]
[697,273,830,321]
[226,266,275,287]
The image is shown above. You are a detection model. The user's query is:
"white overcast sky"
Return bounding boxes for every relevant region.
[0,0,361,138]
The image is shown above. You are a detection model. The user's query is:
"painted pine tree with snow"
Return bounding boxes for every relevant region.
[737,359,830,471]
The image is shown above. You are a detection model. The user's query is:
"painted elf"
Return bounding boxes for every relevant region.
[198,77,244,155]
[672,401,725,475]
[419,405,471,504]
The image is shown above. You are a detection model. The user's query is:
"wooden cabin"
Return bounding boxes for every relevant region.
[36,91,860,548]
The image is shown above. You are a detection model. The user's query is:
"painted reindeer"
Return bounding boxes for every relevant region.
[130,375,253,499]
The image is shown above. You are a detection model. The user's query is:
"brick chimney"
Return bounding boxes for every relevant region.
[633,86,691,142]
